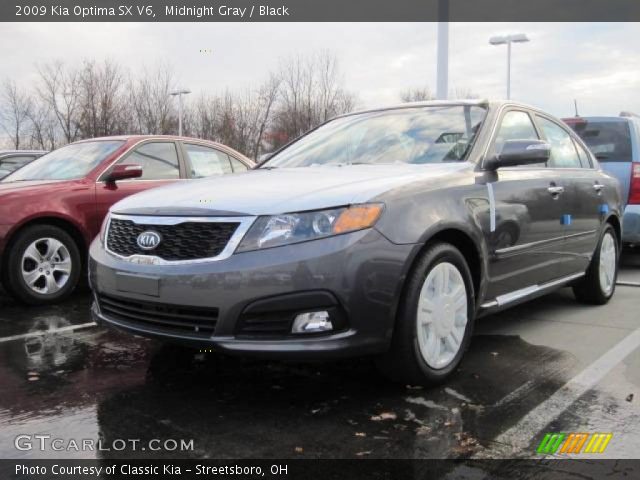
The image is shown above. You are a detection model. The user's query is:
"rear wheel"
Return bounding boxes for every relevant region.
[573,224,618,305]
[2,225,81,305]
[376,242,475,386]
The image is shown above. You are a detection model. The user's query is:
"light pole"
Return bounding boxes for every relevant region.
[170,88,191,136]
[489,33,529,100]
[436,0,449,100]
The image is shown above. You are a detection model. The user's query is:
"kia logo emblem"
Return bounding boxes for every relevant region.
[136,231,161,250]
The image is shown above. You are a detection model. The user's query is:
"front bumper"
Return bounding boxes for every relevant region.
[89,229,414,359]
[623,204,640,244]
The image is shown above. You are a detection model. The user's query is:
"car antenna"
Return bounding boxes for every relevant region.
[574,99,579,117]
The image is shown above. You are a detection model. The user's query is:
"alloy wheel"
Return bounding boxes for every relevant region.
[21,237,72,295]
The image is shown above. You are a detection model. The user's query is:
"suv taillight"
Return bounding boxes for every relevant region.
[630,162,640,205]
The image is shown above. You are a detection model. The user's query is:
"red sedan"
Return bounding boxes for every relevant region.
[0,135,253,305]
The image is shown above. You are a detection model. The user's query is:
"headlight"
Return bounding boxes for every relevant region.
[236,203,384,252]
[99,214,111,245]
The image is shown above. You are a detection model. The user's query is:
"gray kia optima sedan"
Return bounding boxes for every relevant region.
[89,100,622,384]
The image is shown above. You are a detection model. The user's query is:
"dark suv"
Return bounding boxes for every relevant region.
[89,101,622,385]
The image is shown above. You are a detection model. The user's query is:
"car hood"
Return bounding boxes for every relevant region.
[111,164,471,216]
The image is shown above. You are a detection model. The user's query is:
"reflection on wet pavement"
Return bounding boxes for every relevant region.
[94,335,578,460]
[0,291,93,338]
[0,310,579,460]
[0,249,638,461]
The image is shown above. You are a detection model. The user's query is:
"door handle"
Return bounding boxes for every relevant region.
[547,186,564,195]
[593,183,604,193]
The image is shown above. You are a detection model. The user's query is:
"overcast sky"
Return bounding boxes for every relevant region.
[1,22,639,118]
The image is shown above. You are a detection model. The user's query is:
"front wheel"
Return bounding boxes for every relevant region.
[573,224,619,305]
[376,242,475,386]
[2,225,81,305]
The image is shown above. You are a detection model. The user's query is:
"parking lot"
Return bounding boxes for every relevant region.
[0,251,638,462]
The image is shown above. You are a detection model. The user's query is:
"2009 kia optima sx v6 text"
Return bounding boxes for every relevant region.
[89,101,622,385]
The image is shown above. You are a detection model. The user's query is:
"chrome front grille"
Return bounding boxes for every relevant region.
[104,214,255,264]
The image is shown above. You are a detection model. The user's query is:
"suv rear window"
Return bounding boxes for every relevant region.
[566,119,632,163]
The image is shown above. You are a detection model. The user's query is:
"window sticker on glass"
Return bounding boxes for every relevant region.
[190,152,225,176]
[186,144,232,178]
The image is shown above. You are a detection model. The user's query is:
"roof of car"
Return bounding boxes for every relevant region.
[336,99,542,119]
[71,135,253,162]
[563,116,634,123]
[74,135,220,143]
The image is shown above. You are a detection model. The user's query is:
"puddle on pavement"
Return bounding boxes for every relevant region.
[0,304,581,459]
[0,254,637,463]
[0,289,93,338]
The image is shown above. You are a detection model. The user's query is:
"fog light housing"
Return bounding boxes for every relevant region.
[292,311,333,334]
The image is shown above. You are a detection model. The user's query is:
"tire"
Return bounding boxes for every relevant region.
[2,225,81,305]
[573,224,619,305]
[376,242,476,386]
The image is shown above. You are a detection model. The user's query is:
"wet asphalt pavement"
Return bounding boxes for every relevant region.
[0,252,639,462]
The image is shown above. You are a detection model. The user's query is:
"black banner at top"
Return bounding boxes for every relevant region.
[3,0,640,22]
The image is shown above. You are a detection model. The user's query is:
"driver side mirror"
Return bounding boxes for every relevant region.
[485,139,551,171]
[106,164,143,182]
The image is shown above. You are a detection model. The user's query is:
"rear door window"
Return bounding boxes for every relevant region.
[566,120,632,163]
[184,144,233,178]
[536,116,582,169]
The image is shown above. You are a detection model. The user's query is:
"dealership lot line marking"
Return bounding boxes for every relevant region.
[484,327,640,455]
[0,322,96,344]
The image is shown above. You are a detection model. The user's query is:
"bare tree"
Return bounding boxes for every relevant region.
[26,102,57,150]
[77,59,128,138]
[271,51,356,150]
[1,80,32,149]
[5,52,355,156]
[399,86,435,103]
[452,87,480,100]
[128,63,176,135]
[252,74,281,159]
[37,61,82,143]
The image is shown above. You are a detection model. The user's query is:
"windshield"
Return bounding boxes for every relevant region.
[567,120,632,162]
[264,105,487,168]
[3,140,125,181]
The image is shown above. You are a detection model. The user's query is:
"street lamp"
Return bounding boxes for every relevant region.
[436,0,449,100]
[489,33,529,100]
[170,88,191,136]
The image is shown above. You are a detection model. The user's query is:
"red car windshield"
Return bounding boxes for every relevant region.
[3,140,124,182]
